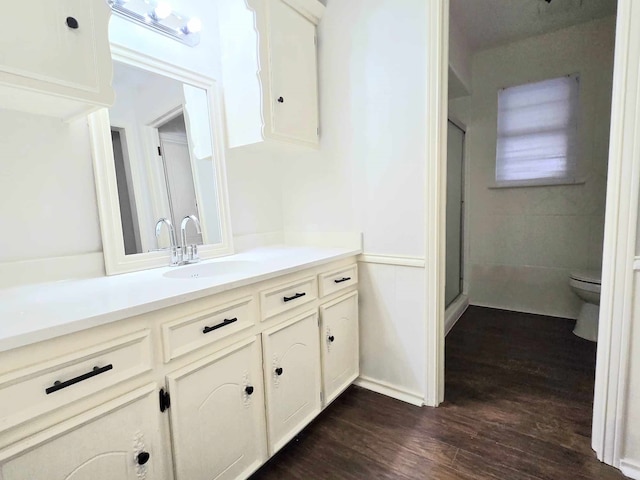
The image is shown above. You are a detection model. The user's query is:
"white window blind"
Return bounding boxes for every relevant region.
[495,74,580,187]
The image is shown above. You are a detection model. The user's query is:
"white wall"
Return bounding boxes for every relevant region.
[279,0,430,400]
[464,17,616,319]
[0,111,102,263]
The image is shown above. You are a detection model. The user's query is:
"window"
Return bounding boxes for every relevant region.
[495,74,580,187]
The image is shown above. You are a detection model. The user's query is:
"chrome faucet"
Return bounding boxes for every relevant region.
[180,215,202,264]
[155,218,181,266]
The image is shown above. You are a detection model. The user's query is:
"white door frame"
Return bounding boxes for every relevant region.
[592,0,640,467]
[424,0,449,408]
[425,0,639,467]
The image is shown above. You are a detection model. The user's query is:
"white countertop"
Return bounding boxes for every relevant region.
[0,246,360,353]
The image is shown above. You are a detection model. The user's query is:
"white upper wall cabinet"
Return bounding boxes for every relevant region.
[0,0,114,120]
[217,0,324,150]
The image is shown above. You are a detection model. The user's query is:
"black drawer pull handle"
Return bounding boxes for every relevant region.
[245,385,254,395]
[45,364,113,395]
[277,96,284,103]
[203,318,238,334]
[334,277,352,284]
[275,367,284,376]
[66,16,79,29]
[283,292,306,303]
[328,335,335,343]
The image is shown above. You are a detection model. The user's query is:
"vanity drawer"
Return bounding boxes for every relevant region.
[0,330,152,432]
[260,276,318,320]
[162,295,256,362]
[318,264,358,298]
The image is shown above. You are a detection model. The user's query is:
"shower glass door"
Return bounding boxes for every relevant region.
[445,121,465,307]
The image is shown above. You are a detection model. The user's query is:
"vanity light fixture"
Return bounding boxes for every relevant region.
[107,0,201,47]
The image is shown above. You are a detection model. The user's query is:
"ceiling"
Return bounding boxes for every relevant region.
[450,0,617,53]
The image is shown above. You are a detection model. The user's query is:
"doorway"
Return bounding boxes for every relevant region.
[434,0,625,470]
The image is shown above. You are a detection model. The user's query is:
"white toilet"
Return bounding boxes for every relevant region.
[569,270,601,342]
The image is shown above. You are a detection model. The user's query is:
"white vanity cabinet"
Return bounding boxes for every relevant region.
[166,336,267,480]
[218,0,324,150]
[0,256,359,480]
[262,311,322,455]
[0,0,114,120]
[320,292,360,406]
[0,385,169,480]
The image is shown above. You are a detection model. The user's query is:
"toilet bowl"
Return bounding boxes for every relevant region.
[569,270,601,342]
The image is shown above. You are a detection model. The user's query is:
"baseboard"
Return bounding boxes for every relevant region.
[0,252,105,289]
[445,294,469,335]
[354,375,424,407]
[620,459,640,479]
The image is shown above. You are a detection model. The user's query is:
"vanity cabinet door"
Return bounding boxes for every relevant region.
[262,311,321,455]
[0,0,113,119]
[268,0,319,145]
[166,337,267,480]
[320,292,359,405]
[0,385,169,480]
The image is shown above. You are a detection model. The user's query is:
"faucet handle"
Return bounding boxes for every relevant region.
[191,244,199,262]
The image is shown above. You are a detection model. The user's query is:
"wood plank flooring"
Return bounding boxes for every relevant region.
[250,306,627,479]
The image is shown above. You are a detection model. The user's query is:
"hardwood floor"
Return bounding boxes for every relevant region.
[250,306,627,480]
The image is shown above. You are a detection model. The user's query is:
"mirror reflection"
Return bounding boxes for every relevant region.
[109,62,222,255]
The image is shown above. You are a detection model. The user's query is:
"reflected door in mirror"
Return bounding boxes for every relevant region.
[108,62,222,255]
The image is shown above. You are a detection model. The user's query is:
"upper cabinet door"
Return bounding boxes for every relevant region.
[268,0,319,145]
[262,311,321,455]
[218,0,324,150]
[0,385,169,480]
[0,0,113,119]
[166,337,268,480]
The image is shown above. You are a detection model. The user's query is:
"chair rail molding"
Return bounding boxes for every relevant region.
[357,254,425,268]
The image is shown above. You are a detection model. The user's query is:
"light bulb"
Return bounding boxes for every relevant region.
[185,17,202,33]
[154,1,172,19]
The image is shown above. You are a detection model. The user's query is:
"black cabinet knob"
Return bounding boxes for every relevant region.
[277,96,284,103]
[328,335,335,343]
[245,385,254,395]
[275,367,283,376]
[137,451,150,466]
[66,17,79,29]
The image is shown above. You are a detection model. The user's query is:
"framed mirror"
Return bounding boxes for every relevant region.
[89,45,233,275]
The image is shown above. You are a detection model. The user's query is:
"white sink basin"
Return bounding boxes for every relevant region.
[163,261,259,280]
